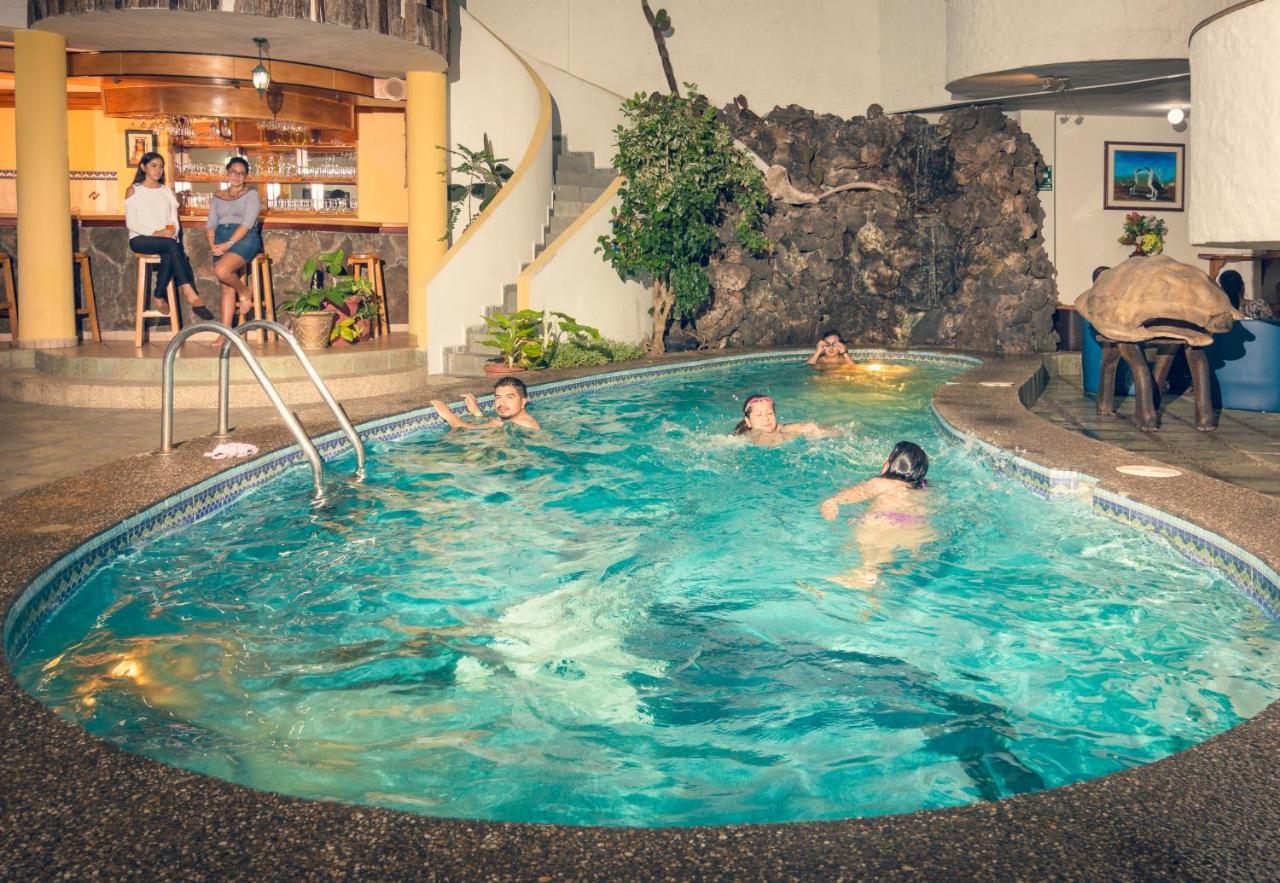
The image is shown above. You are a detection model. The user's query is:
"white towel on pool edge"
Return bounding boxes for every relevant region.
[203,442,260,460]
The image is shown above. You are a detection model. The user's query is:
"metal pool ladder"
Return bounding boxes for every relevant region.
[159,321,366,498]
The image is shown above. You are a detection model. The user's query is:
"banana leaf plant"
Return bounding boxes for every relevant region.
[440,133,515,240]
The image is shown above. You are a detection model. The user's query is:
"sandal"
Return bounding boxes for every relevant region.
[150,297,171,316]
[181,291,214,321]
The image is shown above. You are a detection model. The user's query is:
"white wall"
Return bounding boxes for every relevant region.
[527,184,650,344]
[946,0,1232,86]
[1189,0,1280,249]
[878,0,949,112]
[464,0,885,118]
[426,7,553,372]
[528,57,625,166]
[1021,109,1254,304]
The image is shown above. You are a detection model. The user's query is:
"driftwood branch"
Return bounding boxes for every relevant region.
[764,164,903,205]
[641,1,679,96]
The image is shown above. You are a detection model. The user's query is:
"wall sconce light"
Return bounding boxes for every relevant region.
[251,38,271,95]
[1166,107,1186,126]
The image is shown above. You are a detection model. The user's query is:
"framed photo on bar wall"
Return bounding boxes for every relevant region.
[124,130,157,168]
[1104,141,1184,211]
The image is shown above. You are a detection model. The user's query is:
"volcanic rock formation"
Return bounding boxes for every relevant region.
[691,104,1057,353]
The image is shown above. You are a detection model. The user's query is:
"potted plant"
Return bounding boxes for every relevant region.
[479,309,542,375]
[529,310,602,366]
[278,248,380,350]
[477,309,603,374]
[1118,212,1168,257]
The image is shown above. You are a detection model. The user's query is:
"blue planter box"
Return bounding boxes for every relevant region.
[1207,319,1280,412]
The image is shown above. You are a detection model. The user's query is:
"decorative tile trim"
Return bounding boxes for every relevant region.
[930,402,1280,622]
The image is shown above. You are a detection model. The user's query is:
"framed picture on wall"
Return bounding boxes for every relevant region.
[1104,141,1184,211]
[124,130,157,168]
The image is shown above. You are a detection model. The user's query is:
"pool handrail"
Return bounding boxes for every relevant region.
[214,320,366,477]
[159,322,324,497]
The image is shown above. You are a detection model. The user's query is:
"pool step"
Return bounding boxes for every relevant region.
[444,136,616,377]
[0,363,428,409]
[0,340,428,409]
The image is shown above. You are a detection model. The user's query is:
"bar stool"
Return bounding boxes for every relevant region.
[346,253,390,336]
[238,253,277,343]
[0,252,16,341]
[134,254,181,348]
[72,252,102,343]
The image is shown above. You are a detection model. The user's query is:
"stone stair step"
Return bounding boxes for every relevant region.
[552,151,597,175]
[555,169,616,189]
[444,350,494,378]
[547,215,575,239]
[465,325,500,354]
[552,200,591,218]
[552,183,608,204]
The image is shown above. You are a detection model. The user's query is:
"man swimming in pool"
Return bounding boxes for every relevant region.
[430,376,541,432]
[807,330,856,368]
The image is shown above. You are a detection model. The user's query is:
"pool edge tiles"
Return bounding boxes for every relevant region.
[2,349,977,664]
[929,397,1280,623]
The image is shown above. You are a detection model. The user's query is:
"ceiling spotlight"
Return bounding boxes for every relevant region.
[1167,108,1186,125]
[251,37,271,95]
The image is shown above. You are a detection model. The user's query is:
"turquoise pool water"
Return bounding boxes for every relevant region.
[11,359,1280,827]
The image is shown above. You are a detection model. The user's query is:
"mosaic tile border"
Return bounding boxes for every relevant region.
[930,390,1280,622]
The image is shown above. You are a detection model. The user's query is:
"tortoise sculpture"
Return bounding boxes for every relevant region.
[1075,256,1240,431]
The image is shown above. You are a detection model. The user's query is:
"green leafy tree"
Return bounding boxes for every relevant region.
[598,86,769,353]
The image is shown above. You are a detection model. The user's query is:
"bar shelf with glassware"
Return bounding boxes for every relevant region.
[172,130,358,218]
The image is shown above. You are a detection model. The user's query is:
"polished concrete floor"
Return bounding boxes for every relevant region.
[1032,374,1280,497]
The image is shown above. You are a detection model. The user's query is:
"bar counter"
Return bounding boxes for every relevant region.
[0,215,408,335]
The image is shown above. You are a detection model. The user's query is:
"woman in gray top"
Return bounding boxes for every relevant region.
[205,157,263,325]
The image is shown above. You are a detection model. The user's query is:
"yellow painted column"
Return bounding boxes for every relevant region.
[405,70,448,350]
[14,30,75,349]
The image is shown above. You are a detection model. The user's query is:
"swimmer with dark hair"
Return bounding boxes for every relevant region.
[807,329,857,368]
[431,376,541,432]
[733,394,833,445]
[821,441,933,588]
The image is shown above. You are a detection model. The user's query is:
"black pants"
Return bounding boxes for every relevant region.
[130,234,195,301]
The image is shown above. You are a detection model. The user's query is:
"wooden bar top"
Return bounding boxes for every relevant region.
[0,214,407,234]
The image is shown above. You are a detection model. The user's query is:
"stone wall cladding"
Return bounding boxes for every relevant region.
[699,103,1058,354]
[67,227,408,333]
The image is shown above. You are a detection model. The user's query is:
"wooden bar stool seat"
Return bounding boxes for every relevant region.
[0,252,16,342]
[134,254,181,348]
[346,252,390,336]
[238,253,277,343]
[72,251,101,343]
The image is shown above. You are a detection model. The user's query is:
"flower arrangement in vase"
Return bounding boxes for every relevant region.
[1118,212,1167,257]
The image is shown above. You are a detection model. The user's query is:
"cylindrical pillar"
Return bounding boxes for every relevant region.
[14,30,76,349]
[405,71,448,351]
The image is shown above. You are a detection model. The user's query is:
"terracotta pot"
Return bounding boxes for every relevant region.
[292,311,335,350]
[483,360,527,377]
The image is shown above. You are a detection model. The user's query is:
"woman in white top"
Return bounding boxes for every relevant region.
[124,153,213,320]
